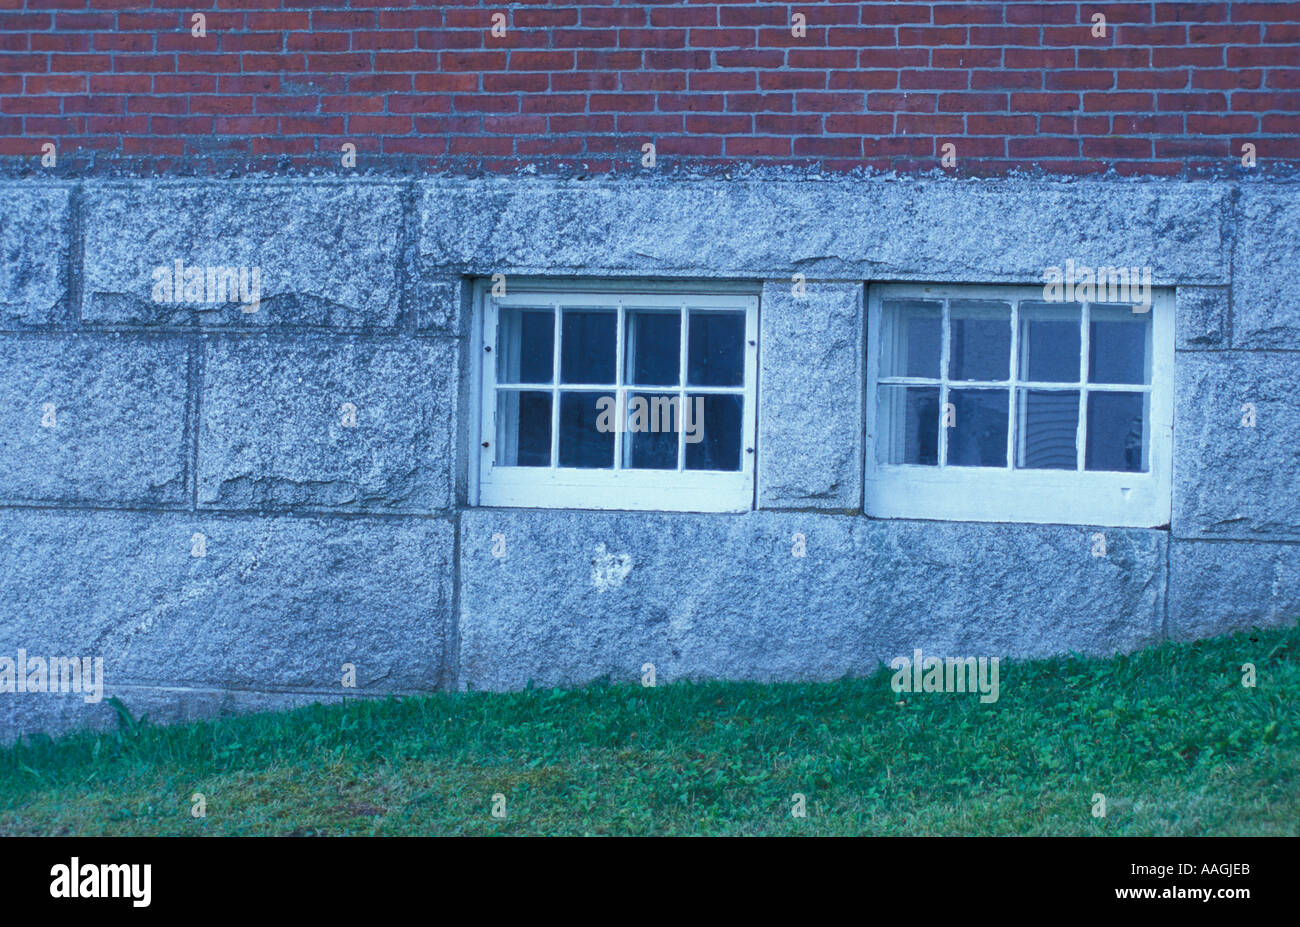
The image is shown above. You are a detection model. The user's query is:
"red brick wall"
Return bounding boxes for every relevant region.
[2,1,1298,176]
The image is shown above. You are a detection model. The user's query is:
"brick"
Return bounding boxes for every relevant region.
[824,114,893,135]
[1117,69,1190,90]
[1156,3,1228,23]
[1158,91,1228,110]
[0,2,1293,180]
[1046,70,1115,91]
[1083,92,1155,111]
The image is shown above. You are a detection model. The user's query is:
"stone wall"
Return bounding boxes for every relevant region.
[0,174,1296,740]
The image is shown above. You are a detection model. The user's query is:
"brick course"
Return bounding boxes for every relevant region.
[1,2,1298,176]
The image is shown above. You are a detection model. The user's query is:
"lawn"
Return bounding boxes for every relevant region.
[0,623,1296,836]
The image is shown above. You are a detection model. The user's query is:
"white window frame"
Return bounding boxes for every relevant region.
[864,282,1174,528]
[472,281,759,513]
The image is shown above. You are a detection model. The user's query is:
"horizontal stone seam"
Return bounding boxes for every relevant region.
[0,329,190,341]
[94,682,434,699]
[467,506,1172,532]
[34,177,1264,193]
[1,510,1282,539]
[1174,347,1300,354]
[66,323,416,335]
[420,264,1231,286]
[69,179,413,191]
[1170,536,1300,547]
[0,328,465,342]
[0,501,457,523]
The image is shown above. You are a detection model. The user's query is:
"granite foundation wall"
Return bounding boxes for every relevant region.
[0,175,1295,740]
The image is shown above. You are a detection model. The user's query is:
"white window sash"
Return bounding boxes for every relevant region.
[474,284,759,513]
[865,282,1174,528]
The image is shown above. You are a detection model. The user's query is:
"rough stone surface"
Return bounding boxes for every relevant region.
[1232,187,1300,350]
[198,336,457,511]
[0,334,189,506]
[5,684,369,744]
[1173,352,1300,541]
[758,280,863,509]
[415,275,466,334]
[1176,286,1230,349]
[0,509,452,701]
[0,175,1296,741]
[1168,540,1300,640]
[81,182,405,329]
[417,177,1228,284]
[458,510,1166,690]
[0,184,71,327]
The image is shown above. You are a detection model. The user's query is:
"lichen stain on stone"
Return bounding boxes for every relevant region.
[590,543,632,592]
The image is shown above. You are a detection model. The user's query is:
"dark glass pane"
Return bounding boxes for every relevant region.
[949,300,1011,381]
[624,392,680,470]
[1086,391,1148,472]
[625,309,681,386]
[687,311,745,387]
[1018,302,1081,383]
[496,308,553,384]
[880,299,941,379]
[877,385,939,466]
[560,309,616,384]
[558,392,614,468]
[684,393,742,471]
[1017,389,1079,470]
[1089,306,1150,385]
[494,390,551,467]
[946,388,1009,467]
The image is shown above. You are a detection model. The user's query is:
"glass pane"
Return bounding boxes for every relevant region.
[560,309,616,384]
[1016,388,1079,470]
[1089,305,1151,385]
[1018,301,1081,383]
[880,299,941,379]
[946,388,1009,467]
[494,390,551,467]
[625,309,681,386]
[876,385,939,466]
[687,310,745,387]
[624,392,680,470]
[684,393,742,471]
[1086,391,1148,472]
[948,300,1011,381]
[558,391,614,468]
[495,308,553,384]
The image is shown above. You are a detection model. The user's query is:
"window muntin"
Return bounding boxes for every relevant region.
[866,283,1173,527]
[476,287,758,512]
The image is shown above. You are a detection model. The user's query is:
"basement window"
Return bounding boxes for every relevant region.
[865,283,1173,527]
[473,284,759,512]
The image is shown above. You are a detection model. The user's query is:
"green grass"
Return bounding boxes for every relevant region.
[1,623,1296,836]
